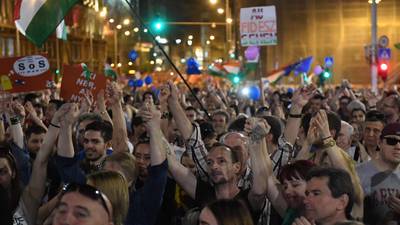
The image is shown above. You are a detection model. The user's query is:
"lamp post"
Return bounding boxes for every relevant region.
[370,0,378,94]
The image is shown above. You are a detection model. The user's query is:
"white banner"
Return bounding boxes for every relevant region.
[240,6,277,46]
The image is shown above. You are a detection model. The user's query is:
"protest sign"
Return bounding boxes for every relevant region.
[240,6,277,46]
[0,55,53,93]
[60,64,107,102]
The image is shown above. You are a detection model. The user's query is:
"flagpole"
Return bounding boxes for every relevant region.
[15,29,21,56]
[56,38,60,71]
[123,0,211,119]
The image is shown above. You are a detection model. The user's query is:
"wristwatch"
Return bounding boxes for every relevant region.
[321,137,336,149]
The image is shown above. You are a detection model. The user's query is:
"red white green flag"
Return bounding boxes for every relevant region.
[14,0,78,47]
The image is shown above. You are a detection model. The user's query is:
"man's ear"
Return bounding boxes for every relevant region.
[336,194,349,212]
[330,129,336,139]
[233,162,241,174]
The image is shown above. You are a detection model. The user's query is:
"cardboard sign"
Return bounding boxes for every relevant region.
[60,64,107,102]
[240,6,277,46]
[0,55,54,93]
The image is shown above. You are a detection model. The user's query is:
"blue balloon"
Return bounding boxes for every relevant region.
[249,86,261,101]
[135,79,143,87]
[128,50,138,61]
[186,57,201,75]
[144,76,153,85]
[128,79,135,87]
[287,87,294,94]
[325,56,334,68]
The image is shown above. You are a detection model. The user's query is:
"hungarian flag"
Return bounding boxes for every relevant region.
[14,0,79,47]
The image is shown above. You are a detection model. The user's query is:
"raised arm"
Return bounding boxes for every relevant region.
[166,81,193,140]
[25,101,48,131]
[6,101,25,149]
[21,103,68,225]
[138,102,166,165]
[106,82,129,152]
[284,85,315,146]
[244,118,271,211]
[165,138,197,199]
[57,103,80,158]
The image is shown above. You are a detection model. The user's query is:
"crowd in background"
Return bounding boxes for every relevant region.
[0,78,399,225]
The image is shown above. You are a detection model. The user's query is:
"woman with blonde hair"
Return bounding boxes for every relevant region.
[87,170,130,225]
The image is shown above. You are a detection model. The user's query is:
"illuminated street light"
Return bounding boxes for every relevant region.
[100,7,107,17]
[156,58,163,64]
[110,63,115,67]
[144,28,148,33]
[128,62,133,66]
[175,39,182,44]
[180,58,186,63]
[206,40,211,45]
[124,31,131,36]
[188,35,193,40]
[187,40,193,46]
[150,60,155,65]
[211,23,216,28]
[368,0,381,3]
[226,18,233,24]
[117,63,122,68]
[123,19,130,25]
[153,53,157,57]
[209,0,217,5]
[217,8,224,14]
[109,18,115,23]
[116,24,122,29]
[133,27,139,32]
[209,35,215,40]
[170,72,174,76]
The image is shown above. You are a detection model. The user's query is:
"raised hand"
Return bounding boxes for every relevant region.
[137,102,161,128]
[306,117,319,144]
[79,89,93,113]
[159,84,171,104]
[11,101,26,119]
[24,101,38,119]
[167,81,179,103]
[51,103,70,126]
[105,81,123,107]
[292,216,315,225]
[244,117,271,143]
[313,110,331,139]
[60,103,80,126]
[292,84,317,107]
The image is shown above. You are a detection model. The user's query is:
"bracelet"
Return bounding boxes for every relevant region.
[10,116,20,125]
[289,113,302,118]
[49,122,60,128]
[322,135,332,141]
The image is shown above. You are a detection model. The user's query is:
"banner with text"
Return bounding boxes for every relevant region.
[0,55,53,93]
[240,6,277,46]
[60,64,107,102]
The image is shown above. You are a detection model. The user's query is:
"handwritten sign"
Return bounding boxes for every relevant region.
[240,6,277,46]
[60,64,107,102]
[0,55,53,93]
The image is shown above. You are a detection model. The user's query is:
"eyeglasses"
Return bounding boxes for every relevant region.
[384,137,400,146]
[61,183,111,217]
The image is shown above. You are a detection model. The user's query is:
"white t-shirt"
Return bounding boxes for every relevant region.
[13,199,29,225]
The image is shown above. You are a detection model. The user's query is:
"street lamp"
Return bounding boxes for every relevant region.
[116,24,122,29]
[217,8,224,14]
[109,18,115,23]
[209,35,215,40]
[188,35,193,40]
[209,0,217,5]
[124,31,131,36]
[123,19,130,25]
[226,18,233,24]
[133,27,139,32]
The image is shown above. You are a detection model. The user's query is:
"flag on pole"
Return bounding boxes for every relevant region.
[56,20,68,40]
[293,56,313,74]
[14,0,78,47]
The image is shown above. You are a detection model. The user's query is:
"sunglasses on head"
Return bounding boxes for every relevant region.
[384,137,400,146]
[61,183,111,217]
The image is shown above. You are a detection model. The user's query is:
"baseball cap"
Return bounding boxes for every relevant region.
[380,122,400,138]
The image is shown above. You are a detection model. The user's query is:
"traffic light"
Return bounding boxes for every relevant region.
[151,16,165,33]
[233,75,240,84]
[378,61,388,81]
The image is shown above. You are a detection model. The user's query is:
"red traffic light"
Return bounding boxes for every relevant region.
[380,63,388,71]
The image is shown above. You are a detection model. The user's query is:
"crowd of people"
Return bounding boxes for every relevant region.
[0,78,399,225]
